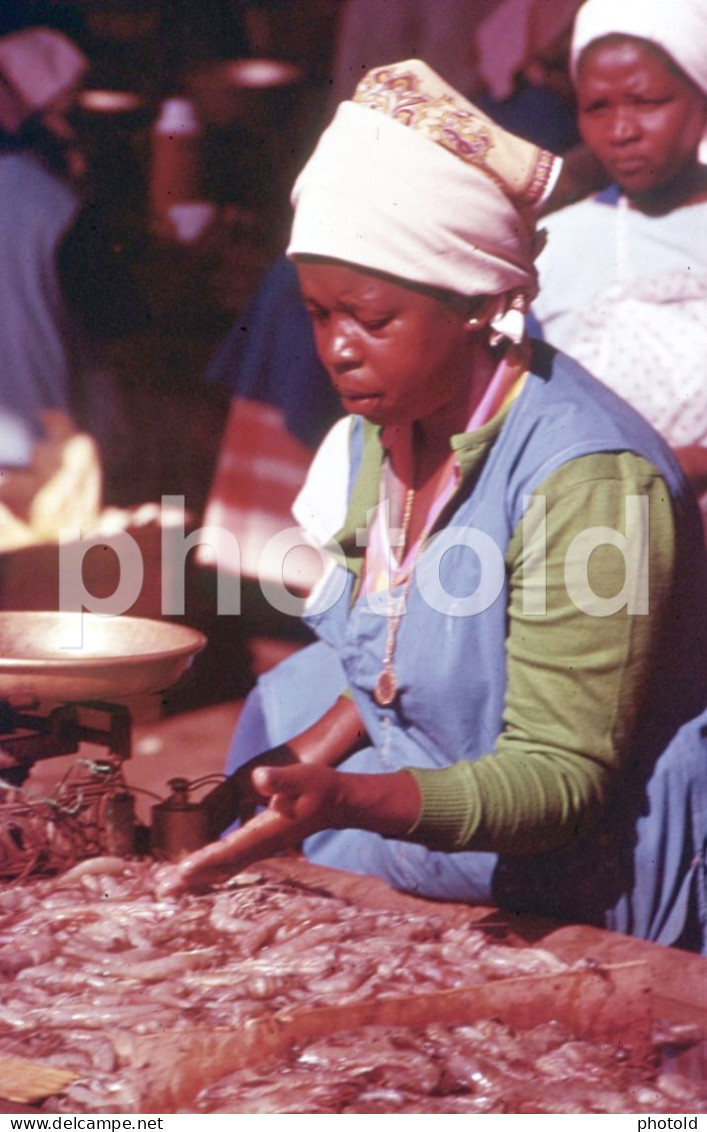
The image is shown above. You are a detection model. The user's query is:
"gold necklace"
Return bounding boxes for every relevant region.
[374,486,420,707]
[373,355,530,708]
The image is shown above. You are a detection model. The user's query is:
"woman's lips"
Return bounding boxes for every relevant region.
[611,156,649,175]
[336,386,382,404]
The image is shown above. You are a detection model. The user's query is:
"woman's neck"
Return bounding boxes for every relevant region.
[626,163,707,217]
[413,339,498,476]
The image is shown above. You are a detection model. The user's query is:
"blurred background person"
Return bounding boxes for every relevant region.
[0,23,147,547]
[474,0,581,151]
[530,0,707,528]
[328,0,487,108]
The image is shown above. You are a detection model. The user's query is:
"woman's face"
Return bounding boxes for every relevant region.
[576,37,707,199]
[296,260,479,430]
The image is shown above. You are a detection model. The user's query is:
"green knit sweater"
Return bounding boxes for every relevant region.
[331,413,677,855]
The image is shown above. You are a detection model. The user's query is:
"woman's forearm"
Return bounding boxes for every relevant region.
[336,768,422,836]
[288,694,369,767]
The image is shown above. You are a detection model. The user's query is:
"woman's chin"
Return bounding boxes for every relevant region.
[340,393,386,420]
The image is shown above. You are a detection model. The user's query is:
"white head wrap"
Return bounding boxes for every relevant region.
[287,60,561,343]
[570,0,707,95]
[0,27,88,135]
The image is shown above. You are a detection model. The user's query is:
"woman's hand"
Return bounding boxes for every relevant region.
[203,695,370,835]
[155,768,339,897]
[201,743,298,834]
[252,763,344,824]
[254,763,423,840]
[154,804,314,897]
[156,765,423,897]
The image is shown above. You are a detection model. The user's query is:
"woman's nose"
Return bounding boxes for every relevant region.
[325,324,363,375]
[608,106,640,144]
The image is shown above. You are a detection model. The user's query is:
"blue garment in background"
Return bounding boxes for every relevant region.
[0,151,79,464]
[477,81,580,155]
[607,711,707,953]
[206,255,342,450]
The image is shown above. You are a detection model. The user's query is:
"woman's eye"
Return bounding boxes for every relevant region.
[363,317,392,331]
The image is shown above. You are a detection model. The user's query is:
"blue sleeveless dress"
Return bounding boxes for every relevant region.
[226,344,707,951]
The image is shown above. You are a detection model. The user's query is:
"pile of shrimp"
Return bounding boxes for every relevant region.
[0,857,703,1114]
[193,1020,706,1115]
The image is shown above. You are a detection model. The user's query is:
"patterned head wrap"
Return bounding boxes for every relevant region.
[287,60,561,342]
[570,0,707,96]
[0,27,88,135]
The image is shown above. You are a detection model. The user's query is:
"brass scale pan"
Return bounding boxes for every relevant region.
[0,612,206,702]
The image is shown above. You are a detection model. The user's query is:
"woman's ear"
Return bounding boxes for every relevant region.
[463,294,501,333]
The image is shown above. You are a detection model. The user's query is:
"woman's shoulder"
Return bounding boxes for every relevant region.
[292,416,353,544]
[0,151,79,227]
[522,341,684,479]
[540,188,620,248]
[632,195,707,263]
[533,192,620,331]
[543,184,707,241]
[544,185,620,218]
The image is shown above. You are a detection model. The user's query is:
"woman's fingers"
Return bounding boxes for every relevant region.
[154,859,233,898]
[252,764,303,799]
[155,768,344,898]
[253,764,338,822]
[154,806,307,896]
[252,765,299,818]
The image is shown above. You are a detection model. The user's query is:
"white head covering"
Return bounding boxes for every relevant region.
[287,60,560,342]
[0,27,88,135]
[570,0,707,95]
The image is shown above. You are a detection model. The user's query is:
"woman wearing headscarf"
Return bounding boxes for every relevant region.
[160,61,707,950]
[531,0,707,527]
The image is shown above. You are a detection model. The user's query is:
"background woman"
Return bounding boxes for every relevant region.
[530,0,707,525]
[161,60,707,950]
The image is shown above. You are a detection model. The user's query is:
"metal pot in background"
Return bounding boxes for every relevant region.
[186,58,303,130]
[185,57,305,209]
[75,86,152,219]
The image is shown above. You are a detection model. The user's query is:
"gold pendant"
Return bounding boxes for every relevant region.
[374,667,397,706]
